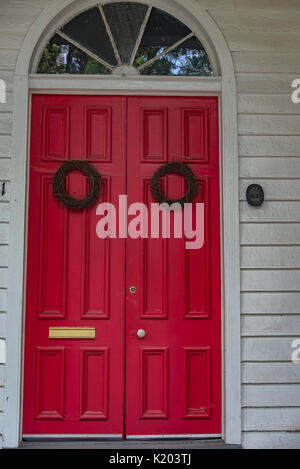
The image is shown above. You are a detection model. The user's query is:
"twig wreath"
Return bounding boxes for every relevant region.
[151,161,199,206]
[53,160,101,210]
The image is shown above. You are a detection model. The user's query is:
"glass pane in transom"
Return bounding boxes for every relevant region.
[103,2,148,64]
[140,8,191,47]
[139,36,214,76]
[61,7,117,66]
[37,33,112,74]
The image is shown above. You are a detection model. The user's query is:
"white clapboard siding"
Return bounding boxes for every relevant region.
[241,246,300,268]
[242,432,300,449]
[0,412,4,436]
[224,31,300,53]
[6,0,51,6]
[208,0,300,11]
[0,51,18,71]
[242,362,300,384]
[0,314,5,338]
[242,337,297,361]
[241,270,300,292]
[0,113,12,135]
[0,365,4,386]
[234,53,300,73]
[0,7,43,29]
[0,136,12,159]
[0,160,10,180]
[0,92,12,113]
[242,408,300,431]
[236,0,300,11]
[0,387,3,409]
[240,159,300,178]
[239,136,300,157]
[0,225,8,245]
[0,269,7,289]
[241,224,300,245]
[0,387,3,412]
[0,246,8,268]
[238,114,300,136]
[242,316,300,336]
[210,0,300,10]
[242,292,300,314]
[0,72,13,93]
[0,290,7,313]
[240,180,300,201]
[0,206,10,223]
[238,94,300,115]
[240,201,300,223]
[0,29,27,50]
[237,73,296,93]
[210,10,300,32]
[243,384,300,407]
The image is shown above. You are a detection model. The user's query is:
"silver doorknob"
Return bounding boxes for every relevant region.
[137,329,146,338]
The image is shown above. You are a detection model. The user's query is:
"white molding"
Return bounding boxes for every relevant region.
[5,0,241,448]
[29,75,222,93]
[4,75,29,448]
[126,434,222,439]
[221,77,241,445]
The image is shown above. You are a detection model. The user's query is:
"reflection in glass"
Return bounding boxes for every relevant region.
[37,34,111,74]
[136,37,213,76]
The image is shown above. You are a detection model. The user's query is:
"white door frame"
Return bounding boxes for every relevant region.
[4,0,241,448]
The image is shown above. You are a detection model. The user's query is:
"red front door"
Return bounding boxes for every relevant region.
[23,94,221,438]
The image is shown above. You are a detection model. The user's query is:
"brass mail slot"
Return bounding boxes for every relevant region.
[49,327,96,339]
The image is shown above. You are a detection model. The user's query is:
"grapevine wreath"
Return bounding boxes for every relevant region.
[53,160,101,210]
[151,161,199,206]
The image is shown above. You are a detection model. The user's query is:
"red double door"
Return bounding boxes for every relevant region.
[23,95,221,438]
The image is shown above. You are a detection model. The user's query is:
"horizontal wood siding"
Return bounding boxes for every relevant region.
[241,270,300,291]
[210,0,300,448]
[238,93,300,114]
[241,224,300,245]
[242,362,300,384]
[242,432,300,450]
[0,0,299,449]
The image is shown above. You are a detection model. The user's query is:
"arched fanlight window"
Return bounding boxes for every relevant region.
[37,3,214,76]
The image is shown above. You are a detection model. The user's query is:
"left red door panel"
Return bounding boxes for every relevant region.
[23,95,126,436]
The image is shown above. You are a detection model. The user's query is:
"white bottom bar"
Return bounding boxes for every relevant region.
[126,434,222,439]
[23,433,222,440]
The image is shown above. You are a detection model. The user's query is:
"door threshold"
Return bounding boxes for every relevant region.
[19,439,240,449]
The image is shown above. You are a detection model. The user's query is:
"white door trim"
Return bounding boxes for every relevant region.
[28,75,222,94]
[4,0,241,448]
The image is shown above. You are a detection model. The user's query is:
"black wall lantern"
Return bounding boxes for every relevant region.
[246,184,264,207]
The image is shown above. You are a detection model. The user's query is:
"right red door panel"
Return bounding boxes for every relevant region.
[125,96,221,436]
